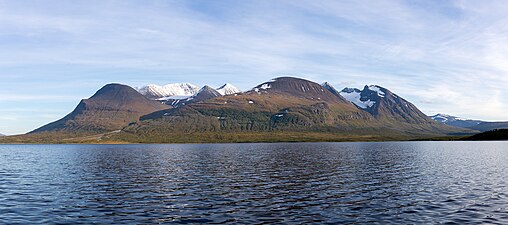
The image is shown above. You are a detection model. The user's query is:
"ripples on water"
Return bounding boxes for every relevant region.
[0,142,507,224]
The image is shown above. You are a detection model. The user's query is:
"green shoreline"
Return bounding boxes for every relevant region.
[0,131,469,144]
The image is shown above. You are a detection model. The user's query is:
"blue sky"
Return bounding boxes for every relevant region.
[1,0,508,135]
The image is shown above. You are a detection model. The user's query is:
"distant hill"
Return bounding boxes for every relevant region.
[430,114,508,132]
[468,122,508,132]
[465,129,508,141]
[430,114,483,128]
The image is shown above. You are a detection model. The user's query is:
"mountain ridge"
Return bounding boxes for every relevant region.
[16,76,476,143]
[430,113,508,132]
[137,83,199,99]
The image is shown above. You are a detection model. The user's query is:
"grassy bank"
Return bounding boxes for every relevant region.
[0,130,458,144]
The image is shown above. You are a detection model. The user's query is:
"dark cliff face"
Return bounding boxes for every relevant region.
[31,84,169,133]
[322,82,347,101]
[340,85,436,124]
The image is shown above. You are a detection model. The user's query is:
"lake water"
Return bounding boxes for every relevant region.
[0,142,507,224]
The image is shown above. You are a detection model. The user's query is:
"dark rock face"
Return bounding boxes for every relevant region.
[340,85,436,124]
[321,82,342,98]
[364,86,432,124]
[31,84,169,133]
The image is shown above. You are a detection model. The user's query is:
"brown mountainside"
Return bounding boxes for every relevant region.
[31,83,169,133]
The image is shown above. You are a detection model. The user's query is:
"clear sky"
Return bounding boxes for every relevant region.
[1,0,508,135]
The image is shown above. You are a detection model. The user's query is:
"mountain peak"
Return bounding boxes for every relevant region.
[321,82,349,101]
[251,77,346,102]
[91,83,144,100]
[31,83,169,133]
[190,85,221,102]
[340,84,432,124]
[137,82,199,99]
[366,85,386,98]
[216,83,241,95]
[430,113,485,128]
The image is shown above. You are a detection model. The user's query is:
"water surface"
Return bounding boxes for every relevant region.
[0,142,507,224]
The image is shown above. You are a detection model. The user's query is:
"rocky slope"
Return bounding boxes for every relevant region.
[339,85,435,124]
[31,84,170,133]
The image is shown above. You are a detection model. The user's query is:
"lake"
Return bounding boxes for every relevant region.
[0,142,507,224]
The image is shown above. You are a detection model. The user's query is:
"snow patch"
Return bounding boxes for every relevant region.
[156,95,191,101]
[339,89,376,109]
[260,83,271,90]
[137,83,199,98]
[368,85,385,97]
[217,83,241,96]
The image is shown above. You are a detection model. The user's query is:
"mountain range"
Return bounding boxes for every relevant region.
[2,76,482,143]
[430,114,508,132]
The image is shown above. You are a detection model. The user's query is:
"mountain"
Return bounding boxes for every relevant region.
[216,83,241,96]
[21,77,471,143]
[339,85,433,124]
[160,85,223,108]
[31,83,170,133]
[192,86,222,102]
[135,77,373,134]
[251,77,349,103]
[0,133,5,136]
[128,77,465,141]
[137,83,199,99]
[430,114,508,132]
[321,82,344,99]
[430,114,483,128]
